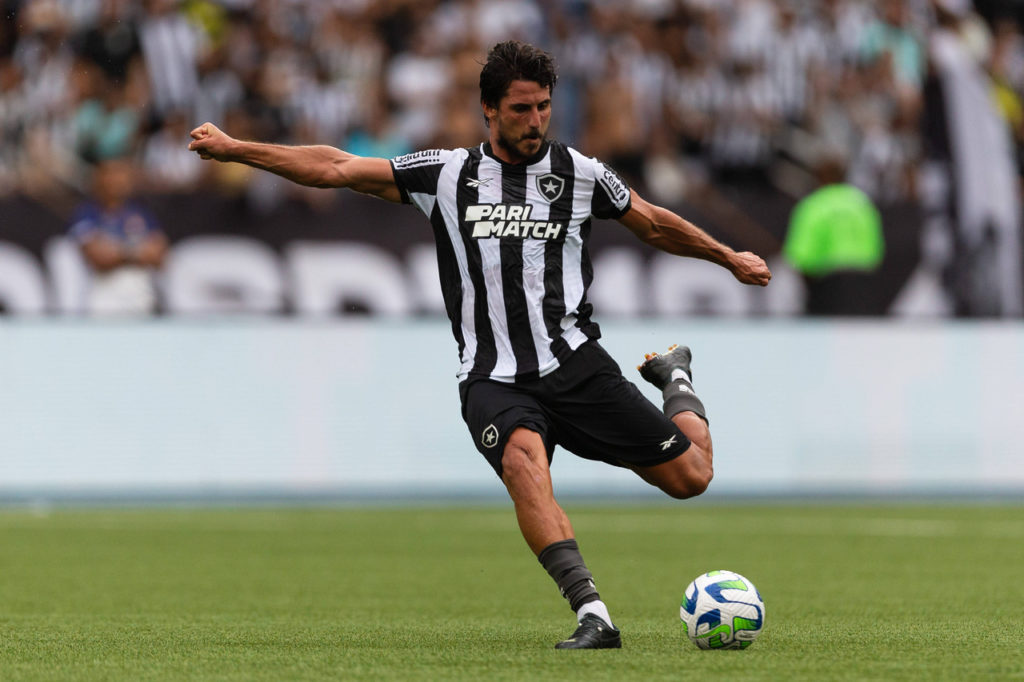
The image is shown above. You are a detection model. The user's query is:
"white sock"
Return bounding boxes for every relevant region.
[670,367,692,384]
[577,600,613,627]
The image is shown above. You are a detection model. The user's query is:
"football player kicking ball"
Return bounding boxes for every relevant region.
[188,40,770,649]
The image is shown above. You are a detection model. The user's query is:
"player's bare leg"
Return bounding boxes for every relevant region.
[634,345,714,499]
[501,427,621,649]
[500,427,574,553]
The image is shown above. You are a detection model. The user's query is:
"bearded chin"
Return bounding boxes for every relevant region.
[495,131,517,154]
[496,130,542,160]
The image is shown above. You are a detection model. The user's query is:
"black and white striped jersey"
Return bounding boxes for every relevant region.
[390,140,632,383]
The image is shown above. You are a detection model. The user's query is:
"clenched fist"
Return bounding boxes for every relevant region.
[188,122,235,162]
[729,251,772,286]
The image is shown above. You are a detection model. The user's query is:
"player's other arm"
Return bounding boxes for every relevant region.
[187,122,402,203]
[618,190,772,286]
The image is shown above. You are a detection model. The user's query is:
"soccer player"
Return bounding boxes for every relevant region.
[188,41,771,650]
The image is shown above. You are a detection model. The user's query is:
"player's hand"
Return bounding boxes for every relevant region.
[729,251,772,286]
[188,122,233,161]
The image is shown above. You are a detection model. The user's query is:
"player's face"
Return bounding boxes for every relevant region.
[485,80,551,163]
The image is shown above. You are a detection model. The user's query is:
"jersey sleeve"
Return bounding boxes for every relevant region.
[585,157,632,219]
[389,149,456,215]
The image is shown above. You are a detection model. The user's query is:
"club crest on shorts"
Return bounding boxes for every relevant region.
[536,173,565,203]
[481,424,499,449]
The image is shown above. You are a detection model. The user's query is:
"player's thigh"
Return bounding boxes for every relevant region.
[631,437,712,498]
[548,345,690,468]
[459,378,553,477]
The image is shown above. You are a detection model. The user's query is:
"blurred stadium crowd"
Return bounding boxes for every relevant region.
[1,0,1023,317]
[1,0,1021,202]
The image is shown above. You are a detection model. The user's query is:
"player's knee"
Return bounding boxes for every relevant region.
[500,429,548,487]
[661,475,712,500]
[500,445,531,482]
[660,461,713,500]
[687,468,714,498]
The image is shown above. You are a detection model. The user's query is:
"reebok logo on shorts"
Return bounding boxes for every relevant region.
[660,435,677,451]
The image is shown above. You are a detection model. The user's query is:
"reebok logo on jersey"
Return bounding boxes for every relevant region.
[465,204,564,240]
[465,177,492,188]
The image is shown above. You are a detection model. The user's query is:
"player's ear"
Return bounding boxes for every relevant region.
[482,100,495,128]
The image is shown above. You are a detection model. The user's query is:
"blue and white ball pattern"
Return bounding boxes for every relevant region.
[680,570,765,649]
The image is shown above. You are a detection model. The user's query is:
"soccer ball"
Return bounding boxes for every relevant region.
[680,570,765,649]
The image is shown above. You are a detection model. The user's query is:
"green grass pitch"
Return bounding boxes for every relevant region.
[1,503,1022,681]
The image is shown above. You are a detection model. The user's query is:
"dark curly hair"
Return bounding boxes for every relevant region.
[479,41,558,112]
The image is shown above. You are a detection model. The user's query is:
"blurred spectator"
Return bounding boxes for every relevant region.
[581,50,646,184]
[727,0,777,64]
[707,55,782,183]
[141,109,204,191]
[767,2,826,125]
[75,0,142,82]
[69,158,168,315]
[138,0,204,118]
[0,55,26,195]
[860,0,926,96]
[918,0,1023,316]
[72,61,142,164]
[429,0,545,48]
[385,23,452,147]
[13,0,75,122]
[783,153,885,314]
[990,17,1024,175]
[7,0,79,196]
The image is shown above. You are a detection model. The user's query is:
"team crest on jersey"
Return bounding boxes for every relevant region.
[536,173,565,203]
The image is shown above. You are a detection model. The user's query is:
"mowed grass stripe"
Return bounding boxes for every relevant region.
[1,505,1021,681]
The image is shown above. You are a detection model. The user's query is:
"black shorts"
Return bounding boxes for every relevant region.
[458,340,691,476]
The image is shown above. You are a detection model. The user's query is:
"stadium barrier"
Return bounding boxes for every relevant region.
[1,318,1021,500]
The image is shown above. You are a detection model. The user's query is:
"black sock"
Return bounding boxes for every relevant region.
[537,539,600,613]
[662,377,708,424]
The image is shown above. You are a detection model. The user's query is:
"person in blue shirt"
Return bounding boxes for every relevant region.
[69,158,168,315]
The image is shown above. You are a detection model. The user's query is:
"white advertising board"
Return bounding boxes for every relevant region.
[1,319,1021,499]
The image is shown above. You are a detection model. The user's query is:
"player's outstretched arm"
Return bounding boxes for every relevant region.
[618,190,772,286]
[187,122,402,203]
